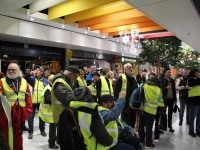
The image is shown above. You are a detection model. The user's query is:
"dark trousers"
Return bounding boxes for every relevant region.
[162,98,174,128]
[179,97,190,123]
[28,103,45,134]
[121,109,136,128]
[154,115,160,139]
[110,142,135,150]
[138,111,155,147]
[49,123,57,146]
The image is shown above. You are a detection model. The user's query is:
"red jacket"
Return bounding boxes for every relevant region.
[0,77,33,121]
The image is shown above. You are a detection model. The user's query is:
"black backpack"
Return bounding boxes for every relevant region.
[58,106,99,150]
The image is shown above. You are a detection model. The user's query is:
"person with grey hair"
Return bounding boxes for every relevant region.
[0,63,33,150]
[114,63,138,129]
[86,65,97,86]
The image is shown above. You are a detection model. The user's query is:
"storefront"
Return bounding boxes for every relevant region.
[70,50,114,71]
[0,41,65,74]
[114,56,140,75]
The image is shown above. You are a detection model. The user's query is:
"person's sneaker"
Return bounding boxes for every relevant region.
[23,126,28,131]
[49,145,59,149]
[189,132,196,137]
[140,141,145,146]
[169,128,174,133]
[28,134,33,139]
[159,130,164,134]
[179,121,182,126]
[159,125,167,131]
[41,131,47,137]
[145,144,155,149]
[154,139,159,142]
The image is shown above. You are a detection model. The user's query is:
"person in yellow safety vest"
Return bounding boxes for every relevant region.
[0,93,13,150]
[138,76,162,149]
[98,94,142,150]
[38,74,59,149]
[23,65,48,140]
[186,69,200,137]
[96,68,113,100]
[75,69,87,88]
[67,87,113,150]
[87,72,100,102]
[0,63,33,150]
[114,63,138,129]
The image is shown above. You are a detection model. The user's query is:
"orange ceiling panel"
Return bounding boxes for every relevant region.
[78,9,144,28]
[108,26,165,36]
[90,16,151,31]
[100,21,159,34]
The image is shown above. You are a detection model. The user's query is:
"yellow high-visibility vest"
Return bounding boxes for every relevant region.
[121,74,127,93]
[0,93,13,150]
[32,79,45,104]
[187,77,200,97]
[88,83,97,96]
[1,78,27,107]
[38,84,54,123]
[77,76,87,87]
[51,78,73,123]
[100,76,113,96]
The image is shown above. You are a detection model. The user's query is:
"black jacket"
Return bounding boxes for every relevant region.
[161,77,177,102]
[114,73,138,112]
[136,74,145,85]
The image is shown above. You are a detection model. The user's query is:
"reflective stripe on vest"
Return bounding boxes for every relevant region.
[88,83,97,96]
[1,78,27,107]
[51,78,73,123]
[100,76,114,96]
[187,77,200,97]
[38,84,54,123]
[32,79,45,104]
[99,106,120,148]
[0,94,13,150]
[143,84,160,115]
[77,76,87,87]
[70,102,101,150]
[121,74,127,93]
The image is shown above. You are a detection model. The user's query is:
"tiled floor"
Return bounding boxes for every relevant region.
[23,103,200,150]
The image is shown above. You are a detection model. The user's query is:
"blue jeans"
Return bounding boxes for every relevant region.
[179,97,190,123]
[189,105,200,133]
[110,142,135,150]
[28,103,45,134]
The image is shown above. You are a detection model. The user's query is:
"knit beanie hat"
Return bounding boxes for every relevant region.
[74,87,93,102]
[66,65,80,74]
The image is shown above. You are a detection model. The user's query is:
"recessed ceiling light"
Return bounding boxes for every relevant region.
[103,35,106,38]
[62,24,65,28]
[85,30,88,34]
[30,17,34,21]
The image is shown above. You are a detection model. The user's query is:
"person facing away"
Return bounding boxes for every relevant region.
[24,65,48,139]
[59,86,113,150]
[160,67,177,132]
[74,69,87,88]
[96,68,114,100]
[98,94,142,150]
[114,63,138,128]
[0,63,33,150]
[86,65,97,86]
[186,69,200,137]
[136,69,145,86]
[175,69,189,126]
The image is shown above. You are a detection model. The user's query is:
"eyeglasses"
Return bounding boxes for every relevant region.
[8,69,17,72]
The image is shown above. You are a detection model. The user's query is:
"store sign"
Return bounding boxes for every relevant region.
[0,41,63,58]
[122,57,136,63]
[83,52,103,59]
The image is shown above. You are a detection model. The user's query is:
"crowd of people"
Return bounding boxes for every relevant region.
[0,61,200,150]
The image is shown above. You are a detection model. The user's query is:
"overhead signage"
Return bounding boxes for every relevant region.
[83,52,104,59]
[122,57,137,63]
[0,41,63,58]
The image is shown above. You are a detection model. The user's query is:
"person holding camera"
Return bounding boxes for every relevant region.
[98,94,141,150]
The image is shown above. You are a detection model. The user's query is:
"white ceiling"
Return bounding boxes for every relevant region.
[125,0,200,52]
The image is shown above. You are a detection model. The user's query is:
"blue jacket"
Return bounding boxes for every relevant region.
[86,73,93,81]
[100,98,134,134]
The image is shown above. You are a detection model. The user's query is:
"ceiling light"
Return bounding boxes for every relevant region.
[85,30,88,34]
[62,24,65,28]
[103,35,106,38]
[30,17,34,21]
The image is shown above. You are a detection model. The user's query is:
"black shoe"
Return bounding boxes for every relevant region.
[169,128,174,133]
[159,130,164,134]
[145,144,155,149]
[196,132,200,137]
[49,145,59,149]
[23,126,28,131]
[179,121,182,126]
[159,125,167,131]
[189,132,196,137]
